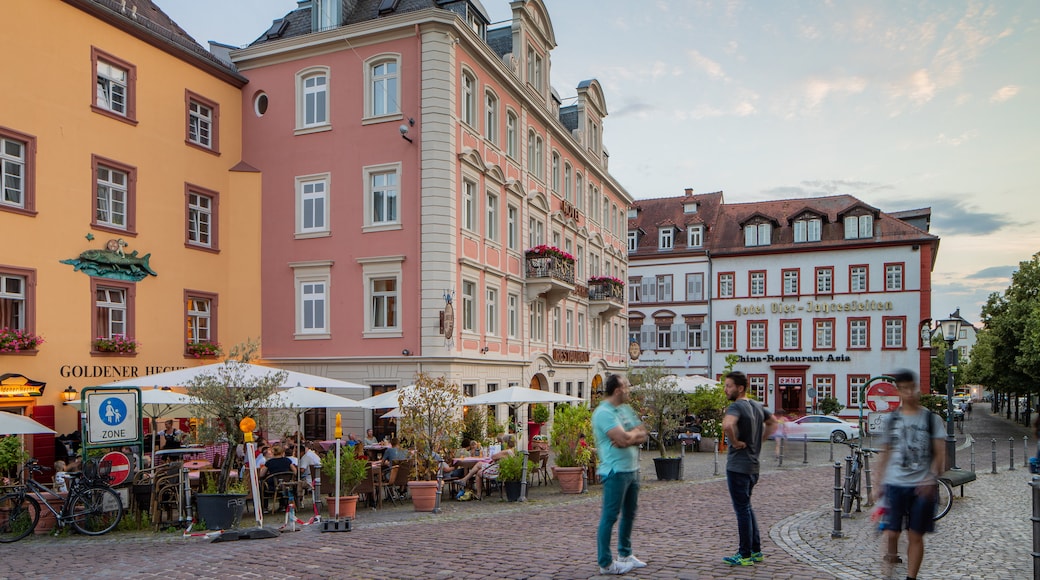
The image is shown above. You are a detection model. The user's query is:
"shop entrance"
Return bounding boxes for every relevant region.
[776,374,805,415]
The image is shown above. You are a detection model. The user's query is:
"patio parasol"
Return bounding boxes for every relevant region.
[0,411,56,436]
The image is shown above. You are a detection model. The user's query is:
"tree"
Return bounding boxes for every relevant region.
[186,340,287,493]
[630,365,686,457]
[397,373,464,481]
[686,354,739,442]
[972,253,1040,399]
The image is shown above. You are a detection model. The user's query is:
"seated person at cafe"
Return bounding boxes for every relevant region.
[258,445,296,512]
[457,434,516,500]
[158,420,185,450]
[297,443,323,490]
[363,429,379,446]
[678,426,702,451]
[381,438,411,482]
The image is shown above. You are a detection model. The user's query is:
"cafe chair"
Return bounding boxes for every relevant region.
[388,460,412,504]
[355,464,385,510]
[259,472,297,514]
[526,449,549,486]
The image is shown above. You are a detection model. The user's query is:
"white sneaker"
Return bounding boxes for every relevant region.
[599,559,635,575]
[618,555,647,568]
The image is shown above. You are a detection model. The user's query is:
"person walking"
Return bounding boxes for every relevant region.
[592,373,648,575]
[871,369,946,580]
[722,371,777,566]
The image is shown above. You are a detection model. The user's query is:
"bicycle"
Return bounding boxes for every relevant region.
[0,458,124,542]
[844,442,954,521]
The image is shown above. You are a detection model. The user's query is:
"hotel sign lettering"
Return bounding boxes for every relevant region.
[59,365,187,379]
[734,299,895,316]
[737,354,852,363]
[561,200,581,223]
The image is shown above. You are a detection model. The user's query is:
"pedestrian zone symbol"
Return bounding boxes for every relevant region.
[100,397,127,426]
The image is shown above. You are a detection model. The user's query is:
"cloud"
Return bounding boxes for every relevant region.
[685,50,728,81]
[804,76,867,109]
[936,131,978,146]
[761,179,892,198]
[612,101,657,118]
[967,266,1017,280]
[990,85,1020,103]
[911,197,1015,236]
[887,69,936,106]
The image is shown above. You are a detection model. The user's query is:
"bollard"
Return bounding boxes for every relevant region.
[992,438,998,474]
[581,464,588,494]
[803,433,809,464]
[831,462,844,538]
[864,453,874,508]
[1031,476,1040,579]
[778,437,784,467]
[433,466,443,514]
[1011,437,1017,471]
[842,455,853,518]
[713,438,720,476]
[1026,436,1031,468]
[829,438,834,462]
[519,450,530,502]
[970,442,976,473]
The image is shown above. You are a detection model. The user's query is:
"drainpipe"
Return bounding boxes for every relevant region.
[705,249,712,379]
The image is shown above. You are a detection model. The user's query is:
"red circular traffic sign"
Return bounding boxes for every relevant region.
[100,451,131,486]
[865,381,900,412]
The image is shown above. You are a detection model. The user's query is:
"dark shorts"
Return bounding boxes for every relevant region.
[882,484,936,534]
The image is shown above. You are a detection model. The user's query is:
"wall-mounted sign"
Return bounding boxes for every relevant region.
[733,299,895,316]
[60,238,158,282]
[0,373,46,397]
[737,354,852,363]
[85,388,140,446]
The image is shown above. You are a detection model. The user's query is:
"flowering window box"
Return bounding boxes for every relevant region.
[185,341,221,358]
[0,328,44,354]
[91,336,138,355]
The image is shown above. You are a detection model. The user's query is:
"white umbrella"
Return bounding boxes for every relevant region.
[0,411,56,435]
[462,387,582,406]
[99,361,370,395]
[267,387,365,410]
[380,408,401,419]
[358,385,418,409]
[673,375,717,394]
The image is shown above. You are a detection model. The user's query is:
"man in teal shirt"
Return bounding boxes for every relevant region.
[592,373,648,575]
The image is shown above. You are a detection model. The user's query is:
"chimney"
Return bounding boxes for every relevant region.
[684,188,694,197]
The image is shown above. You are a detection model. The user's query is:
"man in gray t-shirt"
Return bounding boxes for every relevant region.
[872,370,945,580]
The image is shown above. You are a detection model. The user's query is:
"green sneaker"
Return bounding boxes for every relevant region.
[722,553,754,566]
[750,552,764,563]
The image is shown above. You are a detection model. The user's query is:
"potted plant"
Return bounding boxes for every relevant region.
[687,354,739,451]
[321,444,370,519]
[185,340,222,358]
[529,403,550,438]
[0,436,28,482]
[92,335,138,354]
[630,365,687,480]
[549,403,592,493]
[0,328,44,353]
[397,372,464,512]
[496,452,525,502]
[186,341,287,528]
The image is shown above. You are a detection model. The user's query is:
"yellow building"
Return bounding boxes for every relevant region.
[0,0,261,457]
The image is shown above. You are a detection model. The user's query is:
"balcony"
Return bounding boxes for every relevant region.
[588,277,624,318]
[525,253,575,305]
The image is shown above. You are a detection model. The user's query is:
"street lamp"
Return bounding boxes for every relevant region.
[938,312,962,470]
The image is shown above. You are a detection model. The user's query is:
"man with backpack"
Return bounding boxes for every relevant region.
[872,369,946,580]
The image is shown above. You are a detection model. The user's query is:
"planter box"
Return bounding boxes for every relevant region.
[653,457,683,481]
[195,493,247,530]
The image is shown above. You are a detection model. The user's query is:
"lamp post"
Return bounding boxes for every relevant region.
[939,313,962,470]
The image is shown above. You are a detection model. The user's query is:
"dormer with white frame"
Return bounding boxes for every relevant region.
[509,0,557,107]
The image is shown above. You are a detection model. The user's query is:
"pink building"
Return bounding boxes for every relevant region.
[234,0,632,437]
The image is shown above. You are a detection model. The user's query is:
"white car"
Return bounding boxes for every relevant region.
[787,415,860,443]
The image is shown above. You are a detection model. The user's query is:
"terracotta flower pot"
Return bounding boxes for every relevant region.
[326,494,358,520]
[552,466,585,494]
[407,481,439,512]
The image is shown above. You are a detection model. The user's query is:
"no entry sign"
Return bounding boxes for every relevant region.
[100,451,131,486]
[865,381,900,412]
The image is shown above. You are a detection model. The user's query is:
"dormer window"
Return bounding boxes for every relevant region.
[526,45,543,92]
[313,0,341,31]
[794,217,822,242]
[744,223,771,247]
[659,228,674,250]
[684,202,698,214]
[627,231,638,253]
[627,208,637,219]
[687,225,703,248]
[844,214,873,239]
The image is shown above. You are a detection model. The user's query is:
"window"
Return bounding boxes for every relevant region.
[578,312,585,347]
[566,310,573,344]
[750,376,767,402]
[552,307,561,343]
[93,284,130,341]
[552,153,561,193]
[657,324,672,350]
[461,280,476,332]
[749,321,766,350]
[794,217,821,242]
[299,278,328,334]
[295,174,329,237]
[486,288,498,335]
[687,225,703,248]
[506,111,518,158]
[507,293,518,338]
[507,205,518,250]
[0,126,36,214]
[782,320,801,350]
[627,231,638,253]
[849,318,869,349]
[367,166,400,227]
[486,192,498,241]
[0,267,34,336]
[848,376,867,406]
[688,323,704,348]
[186,185,218,250]
[527,130,543,178]
[718,273,734,298]
[588,119,600,154]
[659,228,673,250]
[686,273,704,301]
[815,376,834,401]
[744,222,771,246]
[461,71,476,126]
[782,269,799,296]
[367,57,400,118]
[591,318,601,349]
[750,271,766,297]
[526,45,543,91]
[884,317,905,349]
[814,318,834,350]
[185,91,219,153]
[185,291,217,345]
[92,47,136,123]
[296,68,330,131]
[562,162,572,201]
[484,91,498,143]
[370,278,398,330]
[844,214,873,239]
[602,195,609,226]
[816,267,833,294]
[92,156,136,234]
[575,244,584,279]
[530,299,545,341]
[312,0,340,29]
[885,264,904,291]
[717,322,735,351]
[655,275,673,302]
[850,265,868,292]
[462,180,476,232]
[528,217,543,247]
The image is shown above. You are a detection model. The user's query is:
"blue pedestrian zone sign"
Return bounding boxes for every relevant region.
[85,389,140,446]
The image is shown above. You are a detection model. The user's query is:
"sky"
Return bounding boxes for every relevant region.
[155,0,1040,326]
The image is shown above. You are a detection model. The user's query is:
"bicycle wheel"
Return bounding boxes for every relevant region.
[842,462,859,513]
[0,493,40,543]
[933,479,953,520]
[68,486,123,535]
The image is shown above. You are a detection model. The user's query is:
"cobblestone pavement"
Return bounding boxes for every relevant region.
[1,408,1032,579]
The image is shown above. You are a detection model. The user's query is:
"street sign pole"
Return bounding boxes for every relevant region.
[861,376,896,439]
[79,387,142,456]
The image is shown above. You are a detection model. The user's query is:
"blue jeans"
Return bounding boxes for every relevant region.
[726,470,761,557]
[597,470,639,568]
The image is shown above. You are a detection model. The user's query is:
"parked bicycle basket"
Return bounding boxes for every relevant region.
[83,459,113,485]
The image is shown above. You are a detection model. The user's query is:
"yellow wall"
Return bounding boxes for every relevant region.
[0,1,261,436]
